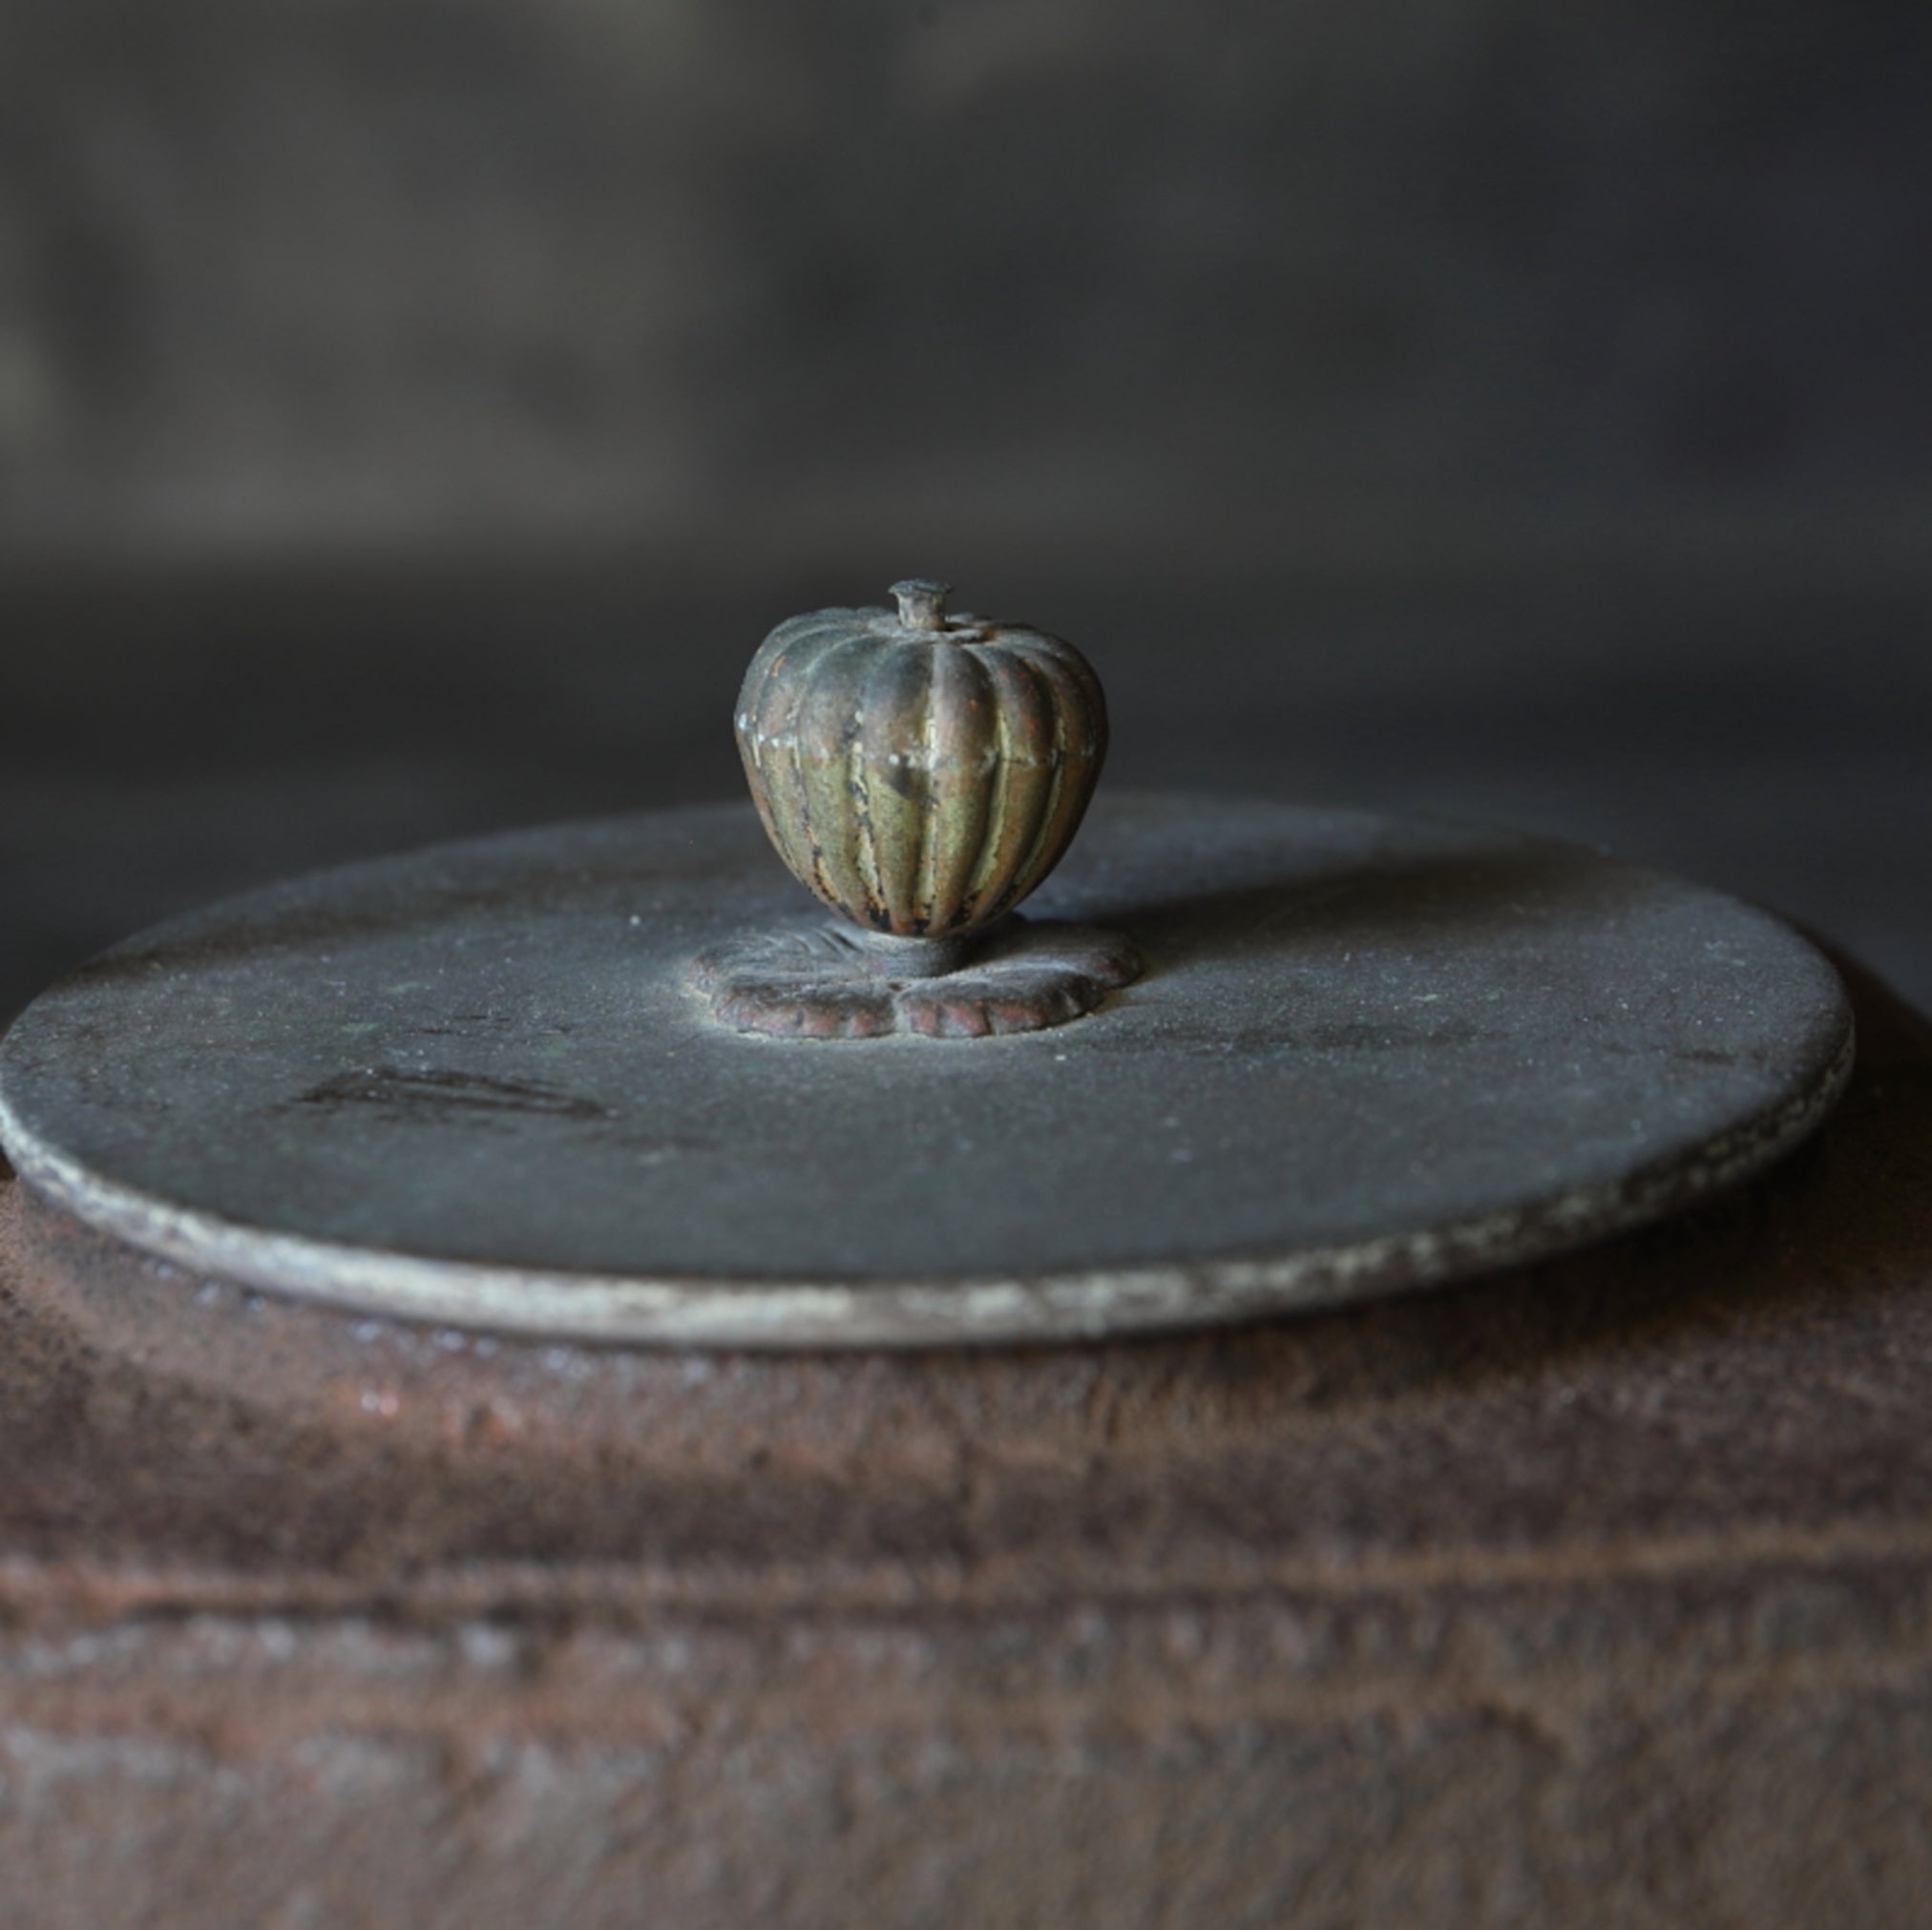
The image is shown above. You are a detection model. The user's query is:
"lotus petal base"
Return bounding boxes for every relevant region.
[690,916,1142,1039]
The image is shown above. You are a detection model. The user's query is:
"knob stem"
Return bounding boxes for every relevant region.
[891,579,951,631]
[851,928,974,979]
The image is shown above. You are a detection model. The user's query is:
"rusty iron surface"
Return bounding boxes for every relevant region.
[0,796,1854,1346]
[0,958,1926,1923]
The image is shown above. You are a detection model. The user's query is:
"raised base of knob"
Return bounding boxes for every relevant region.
[689,915,1142,1039]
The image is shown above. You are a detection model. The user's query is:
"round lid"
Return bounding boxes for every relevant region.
[0,794,1852,1347]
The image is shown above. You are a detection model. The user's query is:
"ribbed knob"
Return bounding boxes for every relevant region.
[734,583,1108,944]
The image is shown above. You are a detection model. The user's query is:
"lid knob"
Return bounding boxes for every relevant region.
[703,580,1141,1036]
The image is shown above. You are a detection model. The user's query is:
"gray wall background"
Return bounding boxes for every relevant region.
[4,0,1929,559]
[0,0,1926,1018]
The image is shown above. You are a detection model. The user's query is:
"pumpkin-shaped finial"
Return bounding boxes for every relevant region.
[734,580,1109,966]
[699,581,1137,1036]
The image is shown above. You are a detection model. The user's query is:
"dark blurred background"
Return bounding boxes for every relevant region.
[0,0,1926,1023]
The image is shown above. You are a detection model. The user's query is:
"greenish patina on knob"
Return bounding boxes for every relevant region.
[734,580,1109,960]
[697,581,1136,1037]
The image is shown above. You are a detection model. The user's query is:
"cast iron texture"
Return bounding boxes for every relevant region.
[689,913,1140,1038]
[0,958,1926,1926]
[735,581,1107,941]
[0,795,1851,1345]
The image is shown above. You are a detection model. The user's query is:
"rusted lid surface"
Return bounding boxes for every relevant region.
[0,794,1852,1346]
